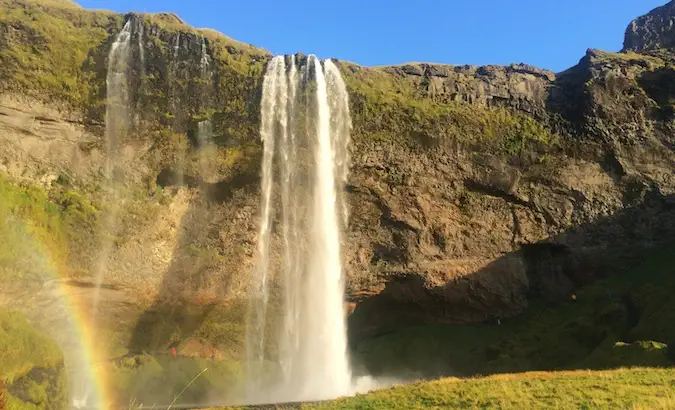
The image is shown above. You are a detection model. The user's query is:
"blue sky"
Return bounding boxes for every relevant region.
[77,0,665,72]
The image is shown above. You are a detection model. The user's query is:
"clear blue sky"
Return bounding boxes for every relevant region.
[77,0,665,72]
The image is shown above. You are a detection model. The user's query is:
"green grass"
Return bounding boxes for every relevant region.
[354,242,675,378]
[300,368,675,409]
[0,310,68,410]
[0,0,118,107]
[0,175,99,281]
[107,354,244,407]
[340,62,557,154]
[0,311,62,383]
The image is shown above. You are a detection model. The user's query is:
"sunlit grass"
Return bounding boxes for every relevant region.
[307,368,675,410]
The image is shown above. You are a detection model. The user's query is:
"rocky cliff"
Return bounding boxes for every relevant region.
[0,0,674,371]
[624,0,675,52]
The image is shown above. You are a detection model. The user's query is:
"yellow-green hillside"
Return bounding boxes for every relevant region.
[305,368,675,410]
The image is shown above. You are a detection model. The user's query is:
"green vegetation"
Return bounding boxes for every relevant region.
[129,301,248,359]
[341,63,556,154]
[354,242,675,378]
[0,311,62,383]
[107,354,243,406]
[596,49,666,69]
[0,0,118,107]
[0,310,67,410]
[0,175,99,281]
[0,0,267,151]
[299,368,675,409]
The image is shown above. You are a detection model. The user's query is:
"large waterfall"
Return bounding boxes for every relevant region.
[246,54,353,402]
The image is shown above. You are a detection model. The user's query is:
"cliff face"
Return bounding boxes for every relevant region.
[624,1,675,52]
[0,0,674,356]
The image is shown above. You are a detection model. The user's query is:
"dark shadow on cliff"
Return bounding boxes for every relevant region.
[348,189,675,380]
[127,162,258,356]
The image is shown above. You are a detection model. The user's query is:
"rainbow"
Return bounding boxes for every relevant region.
[55,280,112,409]
[0,203,112,408]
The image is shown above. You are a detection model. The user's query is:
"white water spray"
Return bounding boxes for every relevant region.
[174,33,181,57]
[77,20,132,409]
[200,36,211,73]
[137,20,146,81]
[197,36,214,181]
[246,54,353,403]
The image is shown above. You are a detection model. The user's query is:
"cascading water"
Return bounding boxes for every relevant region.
[200,36,211,73]
[74,20,132,408]
[92,19,131,326]
[169,32,186,185]
[197,36,214,180]
[246,54,353,403]
[137,21,146,80]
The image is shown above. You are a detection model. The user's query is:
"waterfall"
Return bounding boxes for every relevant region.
[197,120,214,179]
[102,21,132,183]
[200,36,211,73]
[73,20,132,409]
[173,33,181,58]
[137,20,146,83]
[92,20,131,314]
[246,54,352,403]
[96,19,132,336]
[197,36,214,181]
[168,32,185,185]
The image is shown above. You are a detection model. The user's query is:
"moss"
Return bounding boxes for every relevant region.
[341,63,557,153]
[583,340,670,370]
[0,175,99,280]
[7,367,68,410]
[0,0,118,108]
[0,311,62,383]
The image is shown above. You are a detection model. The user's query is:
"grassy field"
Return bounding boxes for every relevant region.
[353,242,675,379]
[297,368,675,409]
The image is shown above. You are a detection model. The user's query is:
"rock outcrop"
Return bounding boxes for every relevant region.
[0,0,673,356]
[624,1,675,52]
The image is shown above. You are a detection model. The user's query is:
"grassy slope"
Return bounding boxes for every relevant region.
[0,0,118,108]
[341,62,557,154]
[106,354,244,406]
[354,242,675,378]
[0,175,98,282]
[0,312,62,383]
[0,310,67,409]
[304,368,675,410]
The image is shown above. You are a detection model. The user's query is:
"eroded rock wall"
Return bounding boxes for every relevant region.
[0,0,674,349]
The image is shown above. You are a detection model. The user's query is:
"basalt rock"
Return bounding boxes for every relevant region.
[624,1,675,52]
[0,0,674,352]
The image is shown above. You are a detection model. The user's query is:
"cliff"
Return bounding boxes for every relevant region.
[624,0,675,52]
[0,0,674,387]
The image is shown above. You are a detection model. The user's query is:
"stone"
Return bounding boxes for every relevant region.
[624,1,675,52]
